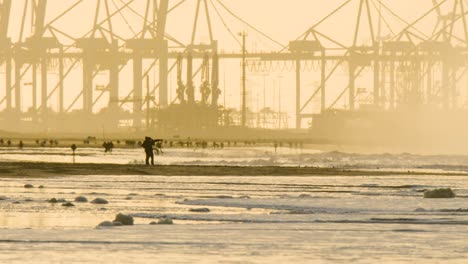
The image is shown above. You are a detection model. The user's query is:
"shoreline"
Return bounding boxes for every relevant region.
[0,161,466,177]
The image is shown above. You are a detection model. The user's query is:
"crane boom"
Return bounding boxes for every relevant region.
[34,0,47,37]
[0,0,11,41]
[156,0,169,42]
[432,0,442,17]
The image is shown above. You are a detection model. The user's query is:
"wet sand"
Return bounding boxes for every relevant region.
[2,166,468,263]
[0,161,465,177]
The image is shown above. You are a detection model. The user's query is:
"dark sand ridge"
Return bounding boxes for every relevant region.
[0,162,466,177]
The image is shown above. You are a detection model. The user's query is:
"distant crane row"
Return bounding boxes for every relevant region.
[0,0,466,132]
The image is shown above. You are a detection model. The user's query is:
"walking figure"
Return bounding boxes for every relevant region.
[142,137,155,165]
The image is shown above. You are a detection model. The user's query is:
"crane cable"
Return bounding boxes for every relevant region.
[208,0,242,48]
[369,0,396,38]
[214,0,286,49]
[111,0,137,36]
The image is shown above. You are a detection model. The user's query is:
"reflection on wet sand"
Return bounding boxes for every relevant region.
[2,171,468,263]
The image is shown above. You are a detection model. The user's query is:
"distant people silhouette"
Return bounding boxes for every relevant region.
[71,144,77,164]
[155,140,163,155]
[142,137,155,165]
[18,140,23,149]
[102,141,114,153]
[71,144,77,154]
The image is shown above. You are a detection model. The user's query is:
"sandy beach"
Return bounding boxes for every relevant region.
[2,147,468,263]
[2,171,468,263]
[0,161,464,177]
[0,161,363,177]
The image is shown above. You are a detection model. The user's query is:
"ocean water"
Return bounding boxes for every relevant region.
[1,168,468,263]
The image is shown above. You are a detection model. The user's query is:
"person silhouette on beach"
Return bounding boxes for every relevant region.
[155,140,163,155]
[71,144,77,164]
[142,137,155,165]
[102,141,114,153]
[109,141,114,152]
[71,144,77,154]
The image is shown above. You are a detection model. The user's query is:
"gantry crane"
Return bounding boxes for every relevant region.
[0,0,467,134]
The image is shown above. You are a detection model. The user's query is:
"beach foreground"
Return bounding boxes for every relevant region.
[2,223,468,264]
[2,171,468,263]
